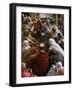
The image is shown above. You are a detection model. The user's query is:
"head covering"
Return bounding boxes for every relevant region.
[22,40,31,56]
[40,43,45,48]
[49,38,56,46]
[50,64,56,71]
[46,19,50,24]
[56,62,62,69]
[41,32,45,36]
[22,62,26,69]
[49,38,64,56]
[22,40,29,47]
[52,25,58,32]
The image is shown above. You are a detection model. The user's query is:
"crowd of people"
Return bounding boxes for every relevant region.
[21,13,64,77]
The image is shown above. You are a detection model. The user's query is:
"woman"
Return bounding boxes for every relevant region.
[48,38,64,66]
[31,49,49,76]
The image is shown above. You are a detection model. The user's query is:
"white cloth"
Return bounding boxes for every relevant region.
[49,38,64,65]
[56,62,64,75]
[56,62,62,69]
[46,65,56,76]
[49,38,64,56]
[22,40,31,59]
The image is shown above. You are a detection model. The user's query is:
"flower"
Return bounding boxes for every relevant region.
[22,69,32,77]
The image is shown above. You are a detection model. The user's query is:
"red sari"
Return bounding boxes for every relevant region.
[32,51,49,76]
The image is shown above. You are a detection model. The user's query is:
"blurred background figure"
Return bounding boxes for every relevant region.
[56,62,64,75]
[41,20,51,42]
[22,40,31,63]
[51,25,64,43]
